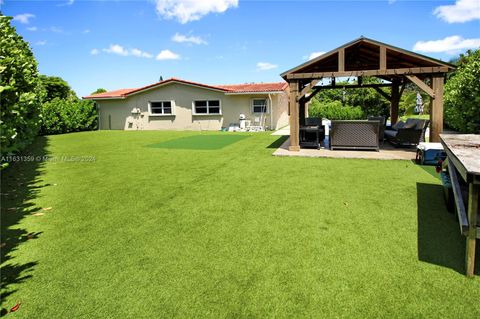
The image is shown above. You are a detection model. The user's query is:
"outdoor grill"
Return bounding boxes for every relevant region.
[299,117,325,149]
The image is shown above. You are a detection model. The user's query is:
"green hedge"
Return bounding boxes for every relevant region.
[444,49,480,133]
[41,98,97,135]
[0,15,43,156]
[309,100,364,120]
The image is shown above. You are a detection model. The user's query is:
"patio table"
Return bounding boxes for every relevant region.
[440,134,480,277]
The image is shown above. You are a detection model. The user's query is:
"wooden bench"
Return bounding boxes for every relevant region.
[440,134,480,277]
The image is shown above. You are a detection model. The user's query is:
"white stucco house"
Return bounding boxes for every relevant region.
[83,78,289,131]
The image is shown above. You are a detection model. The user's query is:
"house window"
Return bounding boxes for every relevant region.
[193,100,221,115]
[252,99,268,113]
[149,101,174,116]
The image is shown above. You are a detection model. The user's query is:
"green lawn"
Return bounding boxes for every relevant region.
[1,131,479,318]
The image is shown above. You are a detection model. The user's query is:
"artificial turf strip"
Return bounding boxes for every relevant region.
[1,131,479,318]
[147,134,250,150]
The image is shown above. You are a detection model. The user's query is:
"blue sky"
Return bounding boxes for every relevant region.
[2,0,479,97]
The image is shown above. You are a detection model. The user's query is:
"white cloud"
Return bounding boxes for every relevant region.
[155,0,238,24]
[101,44,154,58]
[35,40,47,46]
[172,33,207,45]
[49,26,64,33]
[83,29,90,34]
[434,0,480,23]
[103,44,129,56]
[413,35,480,54]
[256,62,278,71]
[156,49,181,60]
[13,13,35,24]
[90,48,100,55]
[307,51,326,60]
[131,48,153,58]
[27,26,38,31]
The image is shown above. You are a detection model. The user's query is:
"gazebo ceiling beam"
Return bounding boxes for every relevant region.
[286,66,450,80]
[338,48,345,72]
[302,83,393,103]
[312,83,393,90]
[380,46,387,70]
[297,79,322,100]
[373,87,392,101]
[405,75,435,98]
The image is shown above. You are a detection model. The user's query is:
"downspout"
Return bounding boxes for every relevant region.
[96,101,100,130]
[268,94,273,130]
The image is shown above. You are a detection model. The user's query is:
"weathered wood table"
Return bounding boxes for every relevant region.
[440,134,480,277]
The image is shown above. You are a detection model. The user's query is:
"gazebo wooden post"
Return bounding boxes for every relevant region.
[289,81,300,151]
[390,80,400,125]
[430,74,444,142]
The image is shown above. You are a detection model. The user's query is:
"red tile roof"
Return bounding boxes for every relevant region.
[217,82,288,93]
[83,78,287,99]
[84,88,137,99]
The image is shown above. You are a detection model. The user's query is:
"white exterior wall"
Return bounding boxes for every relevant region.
[96,82,288,131]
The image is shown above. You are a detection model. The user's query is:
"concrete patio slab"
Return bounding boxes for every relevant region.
[273,137,416,160]
[271,126,290,136]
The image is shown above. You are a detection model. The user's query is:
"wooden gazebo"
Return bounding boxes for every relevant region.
[280,37,456,151]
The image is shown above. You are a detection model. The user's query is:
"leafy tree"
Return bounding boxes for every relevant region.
[0,15,44,156]
[399,82,430,117]
[91,88,107,95]
[444,49,480,133]
[40,75,76,102]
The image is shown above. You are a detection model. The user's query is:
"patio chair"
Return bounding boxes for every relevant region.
[385,118,429,147]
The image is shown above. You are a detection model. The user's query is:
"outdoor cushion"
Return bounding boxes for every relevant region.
[404,118,426,130]
[403,122,417,129]
[393,121,405,130]
[384,130,397,138]
[415,120,427,130]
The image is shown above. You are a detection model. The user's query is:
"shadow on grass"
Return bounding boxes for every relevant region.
[417,182,479,275]
[1,136,49,314]
[266,135,288,149]
[411,160,441,180]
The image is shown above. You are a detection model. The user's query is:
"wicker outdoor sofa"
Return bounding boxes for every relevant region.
[330,120,380,151]
[384,118,429,147]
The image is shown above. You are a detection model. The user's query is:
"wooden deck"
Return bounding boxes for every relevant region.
[273,137,416,160]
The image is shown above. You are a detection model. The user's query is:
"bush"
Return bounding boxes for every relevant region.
[310,78,390,118]
[309,100,364,120]
[0,15,44,156]
[41,98,97,135]
[444,49,480,133]
[344,88,390,118]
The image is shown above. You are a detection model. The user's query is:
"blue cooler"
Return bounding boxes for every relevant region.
[416,142,447,165]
